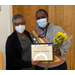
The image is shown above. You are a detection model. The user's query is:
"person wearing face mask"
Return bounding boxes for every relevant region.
[31,9,71,70]
[6,14,39,70]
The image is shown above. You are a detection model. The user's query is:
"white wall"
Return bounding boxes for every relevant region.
[0,5,13,70]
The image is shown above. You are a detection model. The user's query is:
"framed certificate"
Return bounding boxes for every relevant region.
[31,43,54,61]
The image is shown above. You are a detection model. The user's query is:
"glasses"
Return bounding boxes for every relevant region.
[14,22,25,26]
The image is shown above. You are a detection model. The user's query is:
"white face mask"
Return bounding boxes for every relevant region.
[36,18,47,28]
[15,25,25,33]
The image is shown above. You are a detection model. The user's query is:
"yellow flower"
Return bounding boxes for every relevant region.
[54,37,56,40]
[57,38,59,41]
[58,40,62,43]
[54,32,67,48]
[64,36,67,40]
[54,41,57,44]
[56,32,63,37]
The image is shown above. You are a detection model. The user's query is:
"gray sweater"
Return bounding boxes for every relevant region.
[32,23,71,68]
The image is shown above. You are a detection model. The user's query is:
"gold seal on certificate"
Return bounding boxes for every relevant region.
[31,43,54,61]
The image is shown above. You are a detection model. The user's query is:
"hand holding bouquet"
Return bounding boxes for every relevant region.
[44,32,72,70]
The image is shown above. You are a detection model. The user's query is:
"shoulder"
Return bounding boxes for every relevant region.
[24,30,33,43]
[50,23,65,32]
[36,26,39,30]
[24,30,30,37]
[6,31,16,43]
[24,30,31,38]
[49,23,62,29]
[54,26,65,33]
[24,30,30,34]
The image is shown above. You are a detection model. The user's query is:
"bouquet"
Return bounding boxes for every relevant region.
[54,32,67,49]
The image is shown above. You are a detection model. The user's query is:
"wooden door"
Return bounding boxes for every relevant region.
[48,5,75,70]
[12,5,48,33]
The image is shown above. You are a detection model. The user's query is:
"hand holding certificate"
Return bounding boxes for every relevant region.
[31,61,39,66]
[31,43,54,61]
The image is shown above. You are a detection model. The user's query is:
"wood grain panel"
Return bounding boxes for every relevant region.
[12,5,48,33]
[63,5,72,70]
[48,5,74,70]
[71,5,75,70]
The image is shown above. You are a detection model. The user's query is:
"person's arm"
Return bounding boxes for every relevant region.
[6,36,32,68]
[53,26,71,56]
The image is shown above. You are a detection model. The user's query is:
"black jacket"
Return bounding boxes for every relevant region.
[6,30,33,70]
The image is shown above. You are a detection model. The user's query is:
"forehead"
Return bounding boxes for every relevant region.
[14,18,23,23]
[36,11,47,17]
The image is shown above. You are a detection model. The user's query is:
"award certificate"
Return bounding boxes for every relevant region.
[31,43,54,61]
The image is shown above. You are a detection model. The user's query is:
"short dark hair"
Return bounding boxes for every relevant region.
[36,9,48,17]
[12,14,25,25]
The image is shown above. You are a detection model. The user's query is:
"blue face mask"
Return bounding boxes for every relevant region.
[36,18,47,28]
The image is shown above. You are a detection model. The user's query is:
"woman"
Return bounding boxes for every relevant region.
[6,14,38,70]
[31,9,71,70]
